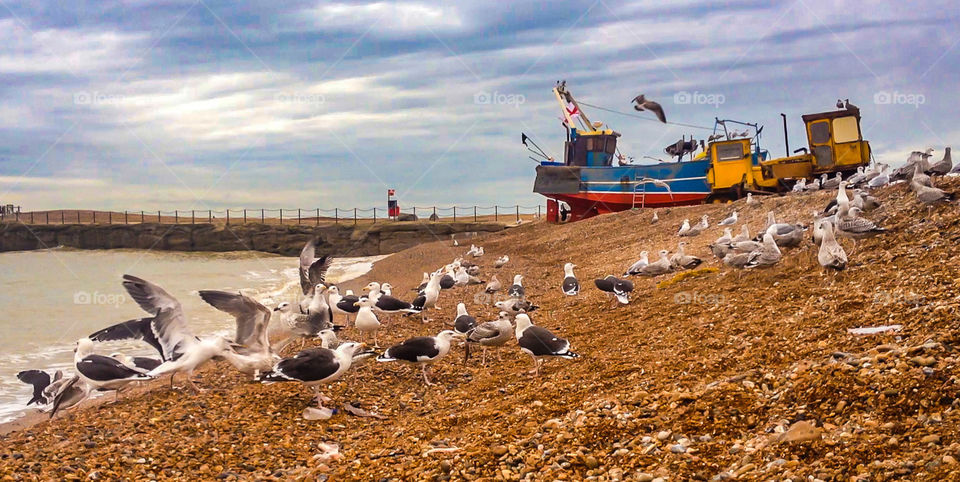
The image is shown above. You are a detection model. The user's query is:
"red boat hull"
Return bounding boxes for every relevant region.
[549,192,708,222]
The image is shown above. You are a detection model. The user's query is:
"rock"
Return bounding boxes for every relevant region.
[943,455,957,465]
[669,444,687,454]
[778,421,821,443]
[492,445,508,456]
[584,456,599,469]
[635,474,654,482]
[656,431,671,441]
[440,460,452,473]
[920,434,941,444]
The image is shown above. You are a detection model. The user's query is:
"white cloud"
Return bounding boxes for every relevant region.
[308,2,463,36]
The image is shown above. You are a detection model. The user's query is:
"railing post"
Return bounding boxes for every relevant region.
[373,207,377,223]
[30,211,34,224]
[226,209,230,225]
[353,208,357,225]
[191,210,195,224]
[475,206,478,222]
[109,211,112,224]
[208,210,212,223]
[316,208,320,226]
[157,211,161,223]
[92,211,95,224]
[45,212,49,224]
[433,206,437,220]
[261,209,264,224]
[453,206,457,222]
[412,207,416,220]
[279,209,283,225]
[494,206,497,222]
[335,208,338,224]
[516,205,520,222]
[141,211,144,223]
[174,210,178,224]
[61,211,64,224]
[124,211,128,224]
[298,209,301,225]
[243,209,247,224]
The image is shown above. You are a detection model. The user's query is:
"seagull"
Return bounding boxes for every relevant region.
[746,192,761,206]
[494,298,539,319]
[485,275,502,294]
[731,225,751,243]
[364,282,419,316]
[331,287,359,325]
[651,210,659,224]
[317,329,340,349]
[466,312,513,365]
[631,94,667,123]
[454,266,483,286]
[745,232,781,269]
[804,177,821,192]
[73,338,152,400]
[198,290,275,378]
[508,275,525,299]
[836,99,845,109]
[110,353,163,372]
[353,297,381,347]
[710,228,733,259]
[624,251,650,276]
[821,172,842,190]
[868,165,890,188]
[17,369,57,406]
[792,178,807,193]
[764,212,805,247]
[723,250,758,270]
[852,190,881,211]
[380,283,394,297]
[818,221,847,270]
[593,275,634,304]
[835,207,886,240]
[677,219,691,236]
[718,211,738,226]
[811,211,835,246]
[912,163,933,188]
[412,273,430,293]
[561,263,580,295]
[514,314,579,376]
[18,370,86,413]
[411,272,443,322]
[452,303,477,336]
[377,330,463,386]
[639,250,673,277]
[680,215,708,237]
[298,239,331,314]
[89,275,234,391]
[846,167,867,186]
[439,267,456,290]
[258,342,371,410]
[494,255,510,268]
[911,177,954,204]
[670,241,703,270]
[273,300,335,351]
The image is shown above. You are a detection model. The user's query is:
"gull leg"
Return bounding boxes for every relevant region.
[528,355,539,375]
[188,375,205,393]
[481,346,487,366]
[421,365,434,386]
[298,338,306,351]
[374,332,380,349]
[169,374,176,390]
[497,347,503,362]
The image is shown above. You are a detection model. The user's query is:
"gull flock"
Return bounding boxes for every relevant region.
[15,147,957,422]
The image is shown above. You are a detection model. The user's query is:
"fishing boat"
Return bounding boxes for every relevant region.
[531,83,714,222]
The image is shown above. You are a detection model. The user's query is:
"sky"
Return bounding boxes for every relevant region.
[0,0,957,212]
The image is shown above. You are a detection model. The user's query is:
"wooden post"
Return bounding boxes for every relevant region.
[226,210,230,225]
[243,209,247,224]
[353,208,357,225]
[494,206,497,222]
[298,209,301,225]
[208,210,212,223]
[516,205,520,222]
[453,206,457,222]
[124,211,128,224]
[475,206,478,222]
[412,207,416,220]
[30,212,34,224]
[335,208,338,224]
[373,207,377,223]
[191,210,195,224]
[174,210,178,224]
[92,211,95,224]
[261,209,264,224]
[61,211,65,224]
[157,211,161,223]
[316,208,320,226]
[109,211,112,224]
[45,212,49,224]
[141,211,144,223]
[433,206,437,220]
[279,209,283,225]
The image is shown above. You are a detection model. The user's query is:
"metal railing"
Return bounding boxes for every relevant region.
[0,205,546,226]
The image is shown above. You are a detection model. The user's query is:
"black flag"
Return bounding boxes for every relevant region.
[521,133,529,147]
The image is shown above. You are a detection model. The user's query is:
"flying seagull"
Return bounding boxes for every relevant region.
[631,94,667,123]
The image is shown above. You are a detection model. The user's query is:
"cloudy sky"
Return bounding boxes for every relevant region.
[0,0,957,212]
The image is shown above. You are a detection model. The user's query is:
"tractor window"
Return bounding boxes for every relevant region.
[716,143,744,161]
[809,121,830,145]
[832,116,860,143]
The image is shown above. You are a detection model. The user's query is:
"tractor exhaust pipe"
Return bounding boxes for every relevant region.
[780,113,789,157]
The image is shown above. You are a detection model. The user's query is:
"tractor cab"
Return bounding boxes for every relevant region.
[801,109,871,173]
[564,129,621,166]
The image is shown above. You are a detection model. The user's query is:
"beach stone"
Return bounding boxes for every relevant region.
[778,421,821,443]
[635,473,654,482]
[920,434,941,444]
[584,456,599,469]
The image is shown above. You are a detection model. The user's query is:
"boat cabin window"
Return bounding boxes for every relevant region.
[832,116,860,143]
[716,143,745,161]
[566,134,618,167]
[809,120,830,145]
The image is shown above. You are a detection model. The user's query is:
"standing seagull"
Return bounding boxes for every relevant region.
[718,210,738,226]
[508,275,525,299]
[651,210,659,224]
[353,297,382,347]
[818,221,847,271]
[452,303,477,362]
[485,275,502,294]
[332,287,360,325]
[631,94,667,123]
[73,338,152,400]
[377,331,463,386]
[624,251,650,276]
[198,290,275,378]
[745,232,782,269]
[465,312,513,365]
[515,314,578,376]
[561,263,580,295]
[411,272,442,322]
[273,301,334,351]
[594,275,634,304]
[364,282,419,316]
[639,250,673,277]
[258,342,371,410]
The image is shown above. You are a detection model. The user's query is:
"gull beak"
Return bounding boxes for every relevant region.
[453,333,467,339]
[273,307,281,311]
[354,302,361,307]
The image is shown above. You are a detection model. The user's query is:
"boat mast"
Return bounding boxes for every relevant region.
[554,83,597,133]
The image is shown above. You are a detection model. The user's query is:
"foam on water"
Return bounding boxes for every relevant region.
[0,249,386,423]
